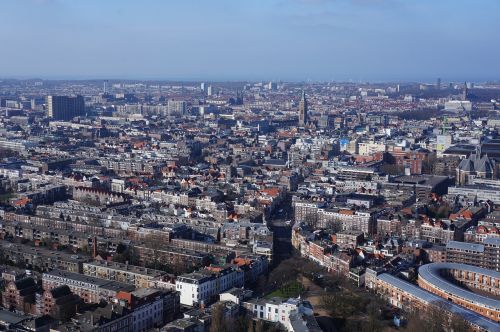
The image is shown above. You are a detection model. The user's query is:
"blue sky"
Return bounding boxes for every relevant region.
[0,0,499,82]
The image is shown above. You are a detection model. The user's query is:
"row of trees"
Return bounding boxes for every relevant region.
[403,301,471,332]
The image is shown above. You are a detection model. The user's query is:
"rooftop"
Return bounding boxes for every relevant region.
[378,273,500,332]
[446,240,484,253]
[418,263,500,311]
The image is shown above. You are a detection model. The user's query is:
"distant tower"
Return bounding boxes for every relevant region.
[46,95,85,120]
[92,236,98,258]
[436,78,441,90]
[462,81,468,101]
[207,85,214,96]
[235,89,243,105]
[298,90,308,127]
[103,80,108,94]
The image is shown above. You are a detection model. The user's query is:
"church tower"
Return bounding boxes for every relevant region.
[298,90,308,127]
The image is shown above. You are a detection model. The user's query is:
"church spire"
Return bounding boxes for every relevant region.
[298,90,308,127]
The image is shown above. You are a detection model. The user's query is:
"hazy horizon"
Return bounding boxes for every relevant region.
[1,0,499,82]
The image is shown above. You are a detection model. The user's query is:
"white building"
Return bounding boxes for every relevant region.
[243,297,315,331]
[207,86,216,96]
[357,141,386,156]
[131,292,166,331]
[444,100,472,112]
[176,266,244,306]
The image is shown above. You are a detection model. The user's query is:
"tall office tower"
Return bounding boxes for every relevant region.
[46,95,85,120]
[298,90,308,127]
[167,100,187,116]
[462,81,468,101]
[267,81,277,90]
[235,90,244,105]
[200,82,206,92]
[436,78,441,90]
[207,85,216,96]
[103,80,108,94]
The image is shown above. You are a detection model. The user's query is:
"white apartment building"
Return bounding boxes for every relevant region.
[244,297,315,331]
[357,141,386,156]
[167,100,187,116]
[176,266,244,306]
[131,292,165,332]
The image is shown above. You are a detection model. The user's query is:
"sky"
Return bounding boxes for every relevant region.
[0,0,499,82]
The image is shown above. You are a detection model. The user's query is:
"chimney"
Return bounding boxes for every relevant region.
[92,236,98,259]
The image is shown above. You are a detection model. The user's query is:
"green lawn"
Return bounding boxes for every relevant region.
[265,281,304,299]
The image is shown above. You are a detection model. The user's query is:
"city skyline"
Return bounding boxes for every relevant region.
[1,0,499,82]
[1,1,500,331]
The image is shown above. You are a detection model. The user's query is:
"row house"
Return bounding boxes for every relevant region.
[0,242,88,273]
[42,269,135,304]
[446,238,500,271]
[38,285,80,322]
[2,277,38,314]
[317,208,376,236]
[83,260,167,289]
[418,219,457,244]
[464,224,500,243]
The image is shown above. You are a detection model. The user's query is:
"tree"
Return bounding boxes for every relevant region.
[231,315,251,332]
[80,244,89,254]
[267,256,300,289]
[404,304,447,332]
[209,303,226,332]
[321,290,367,320]
[422,153,437,175]
[254,320,265,332]
[448,313,471,332]
[145,233,165,270]
[362,300,383,332]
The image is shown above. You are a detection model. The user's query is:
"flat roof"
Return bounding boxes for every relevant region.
[418,263,500,311]
[484,237,500,246]
[446,240,484,253]
[84,260,165,277]
[44,269,111,286]
[378,274,500,332]
[44,269,135,292]
[0,310,28,324]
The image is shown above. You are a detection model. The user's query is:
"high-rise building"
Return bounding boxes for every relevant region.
[298,90,308,127]
[436,77,441,90]
[267,82,277,90]
[462,81,468,101]
[200,82,206,92]
[46,95,85,121]
[235,90,243,105]
[207,85,215,97]
[167,100,187,116]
